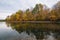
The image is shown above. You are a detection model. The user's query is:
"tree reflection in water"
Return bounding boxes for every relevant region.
[6,22,60,40]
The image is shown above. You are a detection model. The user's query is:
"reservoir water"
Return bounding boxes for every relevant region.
[0,22,60,40]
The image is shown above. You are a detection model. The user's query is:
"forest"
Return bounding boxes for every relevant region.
[6,1,60,21]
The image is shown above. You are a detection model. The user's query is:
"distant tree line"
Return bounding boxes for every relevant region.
[6,1,60,21]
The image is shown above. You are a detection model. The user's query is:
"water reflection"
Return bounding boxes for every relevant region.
[6,22,60,40]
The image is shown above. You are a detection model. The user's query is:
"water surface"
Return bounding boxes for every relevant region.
[0,22,60,40]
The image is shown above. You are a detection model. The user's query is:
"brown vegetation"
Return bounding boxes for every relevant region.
[6,1,60,21]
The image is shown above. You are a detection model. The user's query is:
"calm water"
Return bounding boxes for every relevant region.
[0,22,60,40]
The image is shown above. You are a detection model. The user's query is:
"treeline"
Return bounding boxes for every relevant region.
[6,1,60,21]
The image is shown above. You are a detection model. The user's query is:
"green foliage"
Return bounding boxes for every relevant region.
[6,1,60,21]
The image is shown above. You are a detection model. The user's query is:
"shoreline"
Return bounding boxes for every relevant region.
[5,21,60,23]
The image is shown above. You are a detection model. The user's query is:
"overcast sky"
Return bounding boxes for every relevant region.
[0,0,60,19]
